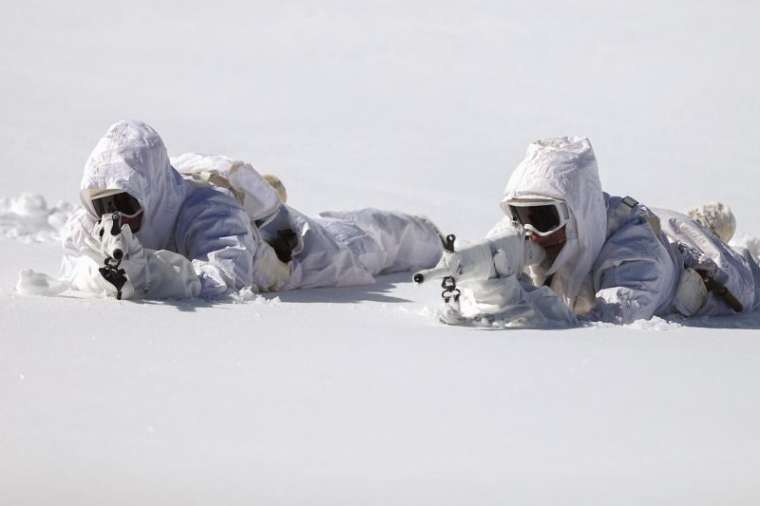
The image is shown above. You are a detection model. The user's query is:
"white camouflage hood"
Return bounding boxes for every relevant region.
[81,120,190,250]
[502,137,607,301]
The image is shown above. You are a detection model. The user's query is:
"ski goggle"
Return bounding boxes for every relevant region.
[82,189,144,233]
[504,198,569,237]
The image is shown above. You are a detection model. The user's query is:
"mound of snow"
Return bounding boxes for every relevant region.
[15,269,69,296]
[589,315,682,331]
[228,286,282,304]
[0,193,73,243]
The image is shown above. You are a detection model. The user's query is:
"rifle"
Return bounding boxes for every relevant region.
[97,212,129,299]
[413,231,545,305]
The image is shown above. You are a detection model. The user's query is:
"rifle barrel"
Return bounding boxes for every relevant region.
[412,266,453,284]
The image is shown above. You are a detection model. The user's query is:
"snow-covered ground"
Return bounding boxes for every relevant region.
[2,1,760,504]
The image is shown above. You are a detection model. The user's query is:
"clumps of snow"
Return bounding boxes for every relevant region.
[588,315,682,331]
[16,269,69,296]
[730,234,760,260]
[0,194,73,243]
[420,302,684,330]
[228,286,281,305]
[625,316,682,331]
[417,304,563,329]
[417,305,441,321]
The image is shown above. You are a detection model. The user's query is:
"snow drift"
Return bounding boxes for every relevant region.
[0,194,73,243]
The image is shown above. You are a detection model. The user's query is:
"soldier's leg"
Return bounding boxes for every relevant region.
[319,208,442,275]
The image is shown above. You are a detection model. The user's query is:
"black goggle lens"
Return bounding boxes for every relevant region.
[509,204,561,233]
[91,192,142,217]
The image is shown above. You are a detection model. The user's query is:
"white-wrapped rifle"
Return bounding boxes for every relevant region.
[413,231,546,304]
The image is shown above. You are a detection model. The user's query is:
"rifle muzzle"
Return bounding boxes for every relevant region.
[412,266,454,284]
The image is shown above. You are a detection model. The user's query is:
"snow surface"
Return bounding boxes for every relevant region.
[2,1,760,504]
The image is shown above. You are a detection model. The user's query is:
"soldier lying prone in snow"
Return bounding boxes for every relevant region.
[416,137,760,326]
[60,121,443,299]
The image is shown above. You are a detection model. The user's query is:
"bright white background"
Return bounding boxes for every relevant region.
[2,1,759,504]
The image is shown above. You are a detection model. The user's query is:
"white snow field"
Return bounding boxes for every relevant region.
[2,1,760,504]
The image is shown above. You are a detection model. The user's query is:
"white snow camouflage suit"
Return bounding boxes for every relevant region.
[60,120,443,299]
[475,136,760,324]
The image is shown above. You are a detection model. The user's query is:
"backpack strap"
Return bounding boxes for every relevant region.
[622,195,662,236]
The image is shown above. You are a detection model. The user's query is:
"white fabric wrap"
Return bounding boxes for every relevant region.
[486,228,545,278]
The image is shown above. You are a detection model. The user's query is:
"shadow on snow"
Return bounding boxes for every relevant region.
[268,272,413,304]
[127,272,413,312]
[85,273,760,328]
